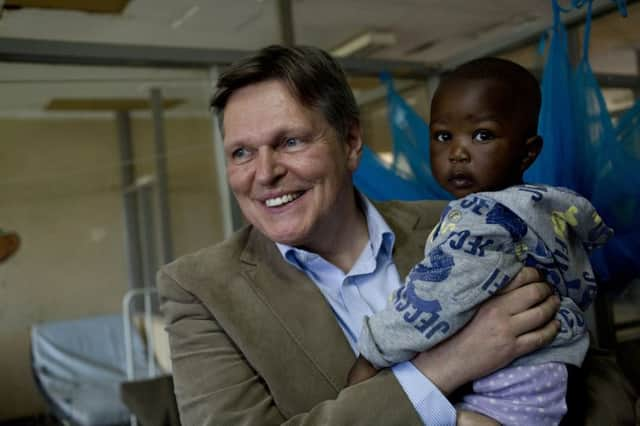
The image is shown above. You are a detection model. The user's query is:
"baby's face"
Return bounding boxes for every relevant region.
[429,78,528,198]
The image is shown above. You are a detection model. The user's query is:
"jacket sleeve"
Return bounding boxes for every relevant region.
[158,268,424,426]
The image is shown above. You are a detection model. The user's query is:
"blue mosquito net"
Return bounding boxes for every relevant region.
[530,0,638,285]
[354,0,638,285]
[589,97,640,285]
[574,1,639,285]
[353,144,429,201]
[353,73,451,201]
[525,0,579,187]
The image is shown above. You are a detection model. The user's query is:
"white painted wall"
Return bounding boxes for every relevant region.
[0,116,223,420]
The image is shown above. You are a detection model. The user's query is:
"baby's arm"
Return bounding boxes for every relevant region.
[358,198,525,368]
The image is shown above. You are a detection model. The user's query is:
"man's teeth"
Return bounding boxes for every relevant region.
[265,193,300,207]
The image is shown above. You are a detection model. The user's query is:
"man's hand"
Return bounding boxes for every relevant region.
[457,410,500,426]
[411,267,560,395]
[347,355,378,386]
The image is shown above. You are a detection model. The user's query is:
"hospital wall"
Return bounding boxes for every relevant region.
[0,115,224,420]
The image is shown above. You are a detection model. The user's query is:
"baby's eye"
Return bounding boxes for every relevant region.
[432,131,451,143]
[473,129,494,142]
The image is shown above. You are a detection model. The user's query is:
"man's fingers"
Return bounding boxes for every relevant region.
[498,267,542,294]
[514,319,561,357]
[510,294,560,336]
[496,281,555,315]
[457,410,501,426]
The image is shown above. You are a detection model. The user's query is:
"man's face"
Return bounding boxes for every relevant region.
[429,79,528,199]
[222,79,362,248]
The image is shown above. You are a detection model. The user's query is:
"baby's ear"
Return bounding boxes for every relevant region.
[520,135,542,172]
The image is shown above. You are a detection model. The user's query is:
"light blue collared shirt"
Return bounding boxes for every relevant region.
[276,197,456,425]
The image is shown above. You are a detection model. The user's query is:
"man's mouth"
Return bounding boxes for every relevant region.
[264,192,303,207]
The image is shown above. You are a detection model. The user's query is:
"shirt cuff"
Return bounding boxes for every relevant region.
[392,361,457,426]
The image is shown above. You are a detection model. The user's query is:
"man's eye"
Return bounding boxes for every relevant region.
[473,129,494,142]
[432,131,451,142]
[281,137,305,151]
[231,147,252,163]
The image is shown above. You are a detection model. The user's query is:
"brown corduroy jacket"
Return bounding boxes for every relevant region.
[158,199,638,426]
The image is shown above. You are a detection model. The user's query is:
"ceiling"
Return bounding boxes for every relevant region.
[0,0,638,116]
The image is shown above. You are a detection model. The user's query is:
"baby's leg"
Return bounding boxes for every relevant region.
[458,363,568,426]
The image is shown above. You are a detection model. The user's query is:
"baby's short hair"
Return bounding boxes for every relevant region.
[440,57,541,137]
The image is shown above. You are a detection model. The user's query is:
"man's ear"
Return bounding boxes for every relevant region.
[345,122,364,172]
[520,135,542,172]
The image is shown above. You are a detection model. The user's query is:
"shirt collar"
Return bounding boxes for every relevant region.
[276,194,396,270]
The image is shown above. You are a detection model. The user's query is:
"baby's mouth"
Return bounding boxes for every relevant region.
[448,173,473,189]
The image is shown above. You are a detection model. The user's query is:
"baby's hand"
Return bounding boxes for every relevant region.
[346,355,378,386]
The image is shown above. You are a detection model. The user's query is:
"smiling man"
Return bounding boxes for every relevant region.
[157,45,571,426]
[222,79,366,271]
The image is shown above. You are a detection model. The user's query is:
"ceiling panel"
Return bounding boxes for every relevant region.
[4,0,130,14]
[0,0,637,115]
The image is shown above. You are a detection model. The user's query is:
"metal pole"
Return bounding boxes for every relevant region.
[144,289,156,377]
[137,177,158,287]
[635,49,640,101]
[277,0,295,47]
[150,88,174,263]
[116,111,144,290]
[122,289,138,426]
[425,75,440,123]
[0,37,436,79]
[209,66,244,238]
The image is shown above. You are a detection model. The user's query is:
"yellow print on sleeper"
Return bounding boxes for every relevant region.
[552,205,579,239]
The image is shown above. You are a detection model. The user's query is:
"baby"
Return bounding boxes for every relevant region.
[350,57,612,425]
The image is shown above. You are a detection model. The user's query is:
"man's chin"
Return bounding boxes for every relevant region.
[264,228,307,247]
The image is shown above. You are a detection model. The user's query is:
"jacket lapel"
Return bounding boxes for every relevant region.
[376,200,447,277]
[240,229,355,392]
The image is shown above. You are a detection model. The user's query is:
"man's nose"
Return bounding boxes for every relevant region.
[449,140,470,163]
[255,148,285,184]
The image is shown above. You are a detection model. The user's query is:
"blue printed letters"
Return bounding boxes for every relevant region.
[394,282,450,340]
[460,196,491,215]
[480,268,511,295]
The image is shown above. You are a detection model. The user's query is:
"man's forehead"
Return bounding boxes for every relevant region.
[222,88,323,147]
